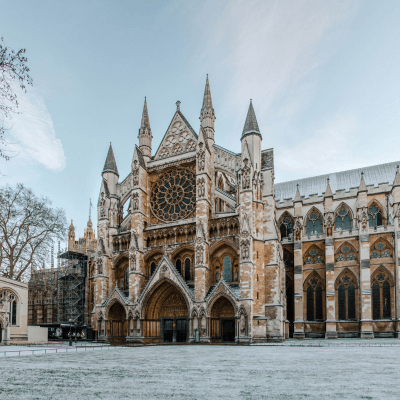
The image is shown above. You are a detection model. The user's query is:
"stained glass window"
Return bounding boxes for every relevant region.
[368,204,383,229]
[372,281,381,320]
[338,284,346,320]
[176,259,182,275]
[370,240,392,259]
[306,210,323,236]
[335,205,352,232]
[223,256,231,282]
[306,286,314,321]
[150,262,156,276]
[280,216,294,239]
[11,301,17,325]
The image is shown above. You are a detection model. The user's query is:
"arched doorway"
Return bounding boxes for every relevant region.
[107,302,127,342]
[144,281,189,343]
[210,296,236,342]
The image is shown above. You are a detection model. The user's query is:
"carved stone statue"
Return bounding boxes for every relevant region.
[197,177,205,198]
[215,270,220,281]
[132,193,139,211]
[359,206,369,233]
[197,142,205,171]
[196,244,204,264]
[132,160,139,187]
[325,213,333,237]
[241,239,250,260]
[99,192,106,218]
[97,252,103,275]
[242,159,251,190]
[129,248,136,271]
[294,218,302,241]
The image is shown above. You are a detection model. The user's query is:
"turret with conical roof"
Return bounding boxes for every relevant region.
[138,97,152,161]
[241,100,262,172]
[200,75,215,146]
[102,143,119,195]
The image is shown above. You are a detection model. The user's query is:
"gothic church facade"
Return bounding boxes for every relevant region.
[90,76,400,342]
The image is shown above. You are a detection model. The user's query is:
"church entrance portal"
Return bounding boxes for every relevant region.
[210,296,236,342]
[144,281,189,343]
[107,302,127,343]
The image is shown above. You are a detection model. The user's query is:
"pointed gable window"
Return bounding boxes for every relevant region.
[304,245,324,265]
[371,269,392,319]
[368,204,383,229]
[305,209,323,236]
[334,204,352,232]
[279,213,294,240]
[370,240,392,259]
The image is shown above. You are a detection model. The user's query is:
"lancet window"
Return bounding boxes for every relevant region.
[279,213,294,239]
[335,204,352,232]
[223,256,231,282]
[283,249,294,268]
[370,239,392,259]
[371,269,392,320]
[150,262,156,276]
[368,204,383,229]
[306,209,323,236]
[336,272,357,320]
[304,245,324,265]
[305,274,324,321]
[184,258,191,281]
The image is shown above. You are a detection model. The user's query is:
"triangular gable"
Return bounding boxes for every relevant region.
[102,287,130,307]
[137,255,195,304]
[154,110,198,160]
[205,279,240,301]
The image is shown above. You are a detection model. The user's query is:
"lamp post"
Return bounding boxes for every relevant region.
[69,318,72,346]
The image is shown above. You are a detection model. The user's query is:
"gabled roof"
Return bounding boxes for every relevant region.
[103,143,119,175]
[153,107,198,160]
[102,286,130,306]
[275,160,400,202]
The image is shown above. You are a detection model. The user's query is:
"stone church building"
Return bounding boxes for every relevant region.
[88,76,400,342]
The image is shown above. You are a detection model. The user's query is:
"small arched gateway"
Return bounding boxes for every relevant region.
[143,280,190,343]
[107,301,127,342]
[209,295,236,342]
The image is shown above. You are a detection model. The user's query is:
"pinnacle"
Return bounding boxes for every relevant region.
[140,97,151,130]
[394,165,400,186]
[325,178,333,196]
[242,100,260,137]
[103,143,119,176]
[358,172,367,192]
[294,184,302,202]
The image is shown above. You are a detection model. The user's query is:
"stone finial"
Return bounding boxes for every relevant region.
[176,100,181,110]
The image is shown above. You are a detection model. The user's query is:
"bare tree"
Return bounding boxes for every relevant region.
[0,184,67,281]
[0,37,32,160]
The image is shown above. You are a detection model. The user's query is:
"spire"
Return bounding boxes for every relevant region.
[294,184,302,202]
[140,97,151,132]
[201,74,213,112]
[200,75,216,145]
[325,178,333,197]
[394,165,400,186]
[242,100,261,138]
[103,143,119,176]
[138,97,152,159]
[358,172,367,192]
[69,219,74,231]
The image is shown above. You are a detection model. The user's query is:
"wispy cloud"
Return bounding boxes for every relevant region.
[193,0,360,140]
[7,86,66,171]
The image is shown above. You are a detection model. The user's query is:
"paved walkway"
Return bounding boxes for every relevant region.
[1,342,400,399]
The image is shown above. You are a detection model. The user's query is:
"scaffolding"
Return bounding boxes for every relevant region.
[56,250,88,327]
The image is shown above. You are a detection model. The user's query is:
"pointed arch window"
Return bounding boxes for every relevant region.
[370,240,392,259]
[286,277,294,322]
[280,216,294,239]
[176,259,182,275]
[335,205,352,232]
[11,300,17,326]
[335,243,357,262]
[223,256,231,281]
[306,211,322,236]
[305,275,324,321]
[184,258,191,281]
[125,267,129,291]
[150,262,156,276]
[336,273,357,320]
[372,270,392,319]
[368,205,383,229]
[304,246,324,265]
[283,250,294,268]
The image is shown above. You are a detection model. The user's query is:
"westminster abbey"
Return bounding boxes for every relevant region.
[64,76,400,342]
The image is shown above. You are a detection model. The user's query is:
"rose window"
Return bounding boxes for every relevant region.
[151,169,196,222]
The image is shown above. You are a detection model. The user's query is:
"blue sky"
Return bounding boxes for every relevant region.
[1,0,400,241]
